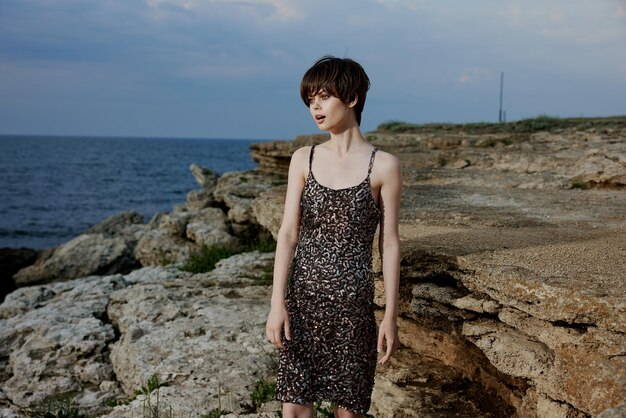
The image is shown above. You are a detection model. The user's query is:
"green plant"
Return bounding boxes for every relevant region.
[179,243,240,273]
[250,379,276,412]
[158,254,175,266]
[240,232,277,253]
[313,401,334,417]
[180,231,277,274]
[26,392,86,418]
[107,373,169,409]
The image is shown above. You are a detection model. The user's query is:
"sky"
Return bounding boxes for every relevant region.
[1,0,625,139]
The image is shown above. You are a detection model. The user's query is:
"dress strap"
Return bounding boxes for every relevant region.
[367,147,378,177]
[309,144,316,172]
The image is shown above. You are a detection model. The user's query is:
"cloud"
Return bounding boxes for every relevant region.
[459,68,492,84]
[146,0,304,21]
[374,0,425,12]
[616,0,626,18]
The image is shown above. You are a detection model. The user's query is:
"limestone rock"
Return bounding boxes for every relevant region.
[570,153,626,188]
[189,163,219,189]
[214,170,284,228]
[251,186,286,240]
[462,319,555,380]
[134,228,197,266]
[186,187,215,209]
[186,207,239,248]
[157,210,193,237]
[0,274,128,414]
[84,210,145,239]
[597,403,626,418]
[13,234,140,287]
[249,140,293,175]
[249,134,327,176]
[1,252,278,417]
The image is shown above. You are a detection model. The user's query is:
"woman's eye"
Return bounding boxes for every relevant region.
[321,94,329,100]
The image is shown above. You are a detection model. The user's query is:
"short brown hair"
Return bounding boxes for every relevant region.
[300,55,371,126]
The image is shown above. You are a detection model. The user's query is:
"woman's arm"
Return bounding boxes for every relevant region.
[266,146,308,349]
[376,152,402,364]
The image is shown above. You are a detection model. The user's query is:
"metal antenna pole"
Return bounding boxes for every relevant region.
[499,72,504,123]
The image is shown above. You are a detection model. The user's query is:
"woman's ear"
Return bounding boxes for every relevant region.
[348,95,358,109]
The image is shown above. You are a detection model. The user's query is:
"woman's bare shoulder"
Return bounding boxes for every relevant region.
[373,148,401,171]
[291,145,313,158]
[287,145,314,180]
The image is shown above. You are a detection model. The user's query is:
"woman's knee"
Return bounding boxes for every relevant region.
[282,401,314,418]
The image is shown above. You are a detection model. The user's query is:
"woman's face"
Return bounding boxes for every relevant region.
[307,90,355,132]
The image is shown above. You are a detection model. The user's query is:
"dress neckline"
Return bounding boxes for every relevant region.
[306,171,381,213]
[308,169,369,192]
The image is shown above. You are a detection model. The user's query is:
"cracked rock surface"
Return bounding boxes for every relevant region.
[0,252,279,417]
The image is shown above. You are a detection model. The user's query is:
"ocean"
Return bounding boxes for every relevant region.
[0,135,272,250]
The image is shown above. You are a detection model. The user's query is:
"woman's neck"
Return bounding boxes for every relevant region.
[326,125,368,155]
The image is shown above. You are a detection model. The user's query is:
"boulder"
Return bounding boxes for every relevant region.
[1,252,278,417]
[570,153,626,188]
[0,274,128,414]
[13,234,140,287]
[251,186,287,240]
[214,170,285,228]
[186,207,239,248]
[134,228,197,266]
[84,210,145,239]
[186,188,216,209]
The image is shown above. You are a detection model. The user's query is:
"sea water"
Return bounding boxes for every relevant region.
[0,135,271,250]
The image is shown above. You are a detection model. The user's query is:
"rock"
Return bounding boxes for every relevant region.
[370,314,520,418]
[190,163,219,188]
[84,210,144,238]
[214,170,285,230]
[1,251,278,417]
[186,188,216,209]
[536,393,588,418]
[570,153,626,188]
[186,164,219,209]
[249,140,293,175]
[597,403,626,418]
[249,134,327,175]
[185,207,239,248]
[0,274,128,415]
[251,186,286,240]
[13,234,140,287]
[134,228,197,266]
[462,319,555,380]
[157,210,193,237]
[0,247,40,302]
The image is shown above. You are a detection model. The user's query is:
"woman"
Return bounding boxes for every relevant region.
[266,55,402,418]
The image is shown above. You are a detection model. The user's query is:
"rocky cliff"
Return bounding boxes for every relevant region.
[1,116,624,418]
[252,117,626,417]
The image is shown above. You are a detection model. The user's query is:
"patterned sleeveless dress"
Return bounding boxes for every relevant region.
[274,144,381,414]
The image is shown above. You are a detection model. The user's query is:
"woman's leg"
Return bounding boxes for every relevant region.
[334,404,364,418]
[282,401,314,418]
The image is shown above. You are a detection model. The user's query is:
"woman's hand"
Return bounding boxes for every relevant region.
[377,315,399,364]
[266,302,291,349]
